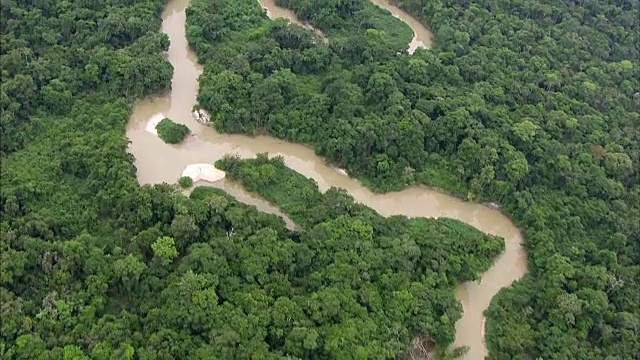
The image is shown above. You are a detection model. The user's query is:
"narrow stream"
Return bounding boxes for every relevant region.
[125,0,527,358]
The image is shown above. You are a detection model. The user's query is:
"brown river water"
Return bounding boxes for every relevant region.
[126,0,527,358]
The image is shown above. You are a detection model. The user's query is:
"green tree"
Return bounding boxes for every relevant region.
[151,236,178,266]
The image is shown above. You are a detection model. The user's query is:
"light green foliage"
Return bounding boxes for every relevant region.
[64,345,89,360]
[512,119,539,143]
[151,236,178,265]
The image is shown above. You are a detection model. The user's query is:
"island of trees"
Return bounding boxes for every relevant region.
[1,0,638,359]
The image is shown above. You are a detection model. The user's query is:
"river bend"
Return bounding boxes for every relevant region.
[125,0,527,358]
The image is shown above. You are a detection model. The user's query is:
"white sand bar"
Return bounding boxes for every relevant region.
[145,113,165,136]
[335,168,348,176]
[181,163,226,183]
[193,108,211,124]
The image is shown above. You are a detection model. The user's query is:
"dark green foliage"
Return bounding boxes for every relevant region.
[0,0,502,358]
[178,176,193,188]
[188,0,640,358]
[276,0,414,50]
[2,0,639,358]
[390,1,640,358]
[216,154,503,353]
[156,118,191,144]
[0,0,172,155]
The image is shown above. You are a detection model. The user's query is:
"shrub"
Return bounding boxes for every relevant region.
[178,176,194,188]
[156,118,190,144]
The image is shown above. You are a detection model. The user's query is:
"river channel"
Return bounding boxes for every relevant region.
[125,0,527,358]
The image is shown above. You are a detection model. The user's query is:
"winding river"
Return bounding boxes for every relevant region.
[370,0,433,53]
[126,0,527,358]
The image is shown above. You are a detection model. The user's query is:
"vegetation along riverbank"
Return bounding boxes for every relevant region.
[0,0,638,359]
[188,0,640,358]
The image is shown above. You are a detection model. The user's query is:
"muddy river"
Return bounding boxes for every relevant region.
[369,0,433,53]
[126,0,527,358]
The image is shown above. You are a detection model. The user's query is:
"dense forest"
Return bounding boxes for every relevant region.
[274,0,414,49]
[1,0,639,359]
[2,0,500,359]
[186,0,640,359]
